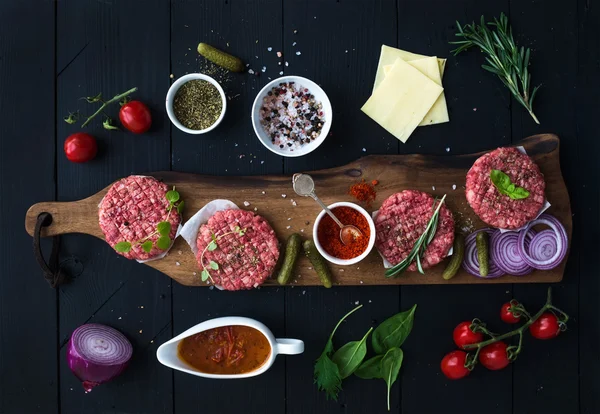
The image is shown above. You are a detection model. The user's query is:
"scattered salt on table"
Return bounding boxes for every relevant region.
[243,201,250,207]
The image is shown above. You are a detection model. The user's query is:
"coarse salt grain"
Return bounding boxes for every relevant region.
[291,199,297,206]
[267,47,272,51]
[243,201,250,206]
[277,51,282,57]
[452,184,457,190]
[248,69,255,74]
[279,71,284,75]
[285,62,289,67]
[282,194,287,198]
[354,301,359,305]
[175,262,181,266]
[296,51,301,55]
[286,225,291,229]
[261,66,266,72]
[432,186,436,191]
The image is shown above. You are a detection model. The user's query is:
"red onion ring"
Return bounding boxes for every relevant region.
[67,324,133,393]
[528,229,559,262]
[517,214,567,270]
[490,230,536,276]
[462,228,504,278]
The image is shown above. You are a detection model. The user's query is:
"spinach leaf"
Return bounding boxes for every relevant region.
[354,355,384,379]
[332,327,372,378]
[381,347,404,411]
[372,304,417,354]
[314,305,363,400]
[490,169,530,200]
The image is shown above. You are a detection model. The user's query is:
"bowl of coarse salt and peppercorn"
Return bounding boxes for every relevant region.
[166,73,227,134]
[252,76,332,157]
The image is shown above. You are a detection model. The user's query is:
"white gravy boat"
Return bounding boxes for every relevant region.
[156,316,304,379]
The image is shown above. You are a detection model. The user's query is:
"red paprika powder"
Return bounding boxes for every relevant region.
[317,206,370,260]
[348,179,377,205]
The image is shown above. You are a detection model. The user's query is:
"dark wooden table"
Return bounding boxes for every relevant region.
[1,1,598,413]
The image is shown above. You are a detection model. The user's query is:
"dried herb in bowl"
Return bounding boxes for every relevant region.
[173,80,223,130]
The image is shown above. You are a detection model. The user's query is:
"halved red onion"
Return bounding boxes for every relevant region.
[463,228,504,278]
[517,214,567,270]
[67,324,133,393]
[490,230,536,276]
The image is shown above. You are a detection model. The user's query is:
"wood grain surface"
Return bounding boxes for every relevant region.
[25,134,571,287]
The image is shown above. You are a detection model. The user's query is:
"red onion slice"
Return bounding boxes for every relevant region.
[517,214,568,270]
[462,228,504,278]
[490,230,535,276]
[529,229,559,262]
[67,324,133,393]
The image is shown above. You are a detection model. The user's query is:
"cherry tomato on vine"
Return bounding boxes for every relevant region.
[64,132,97,163]
[479,341,510,370]
[500,302,521,324]
[119,101,152,133]
[453,321,484,349]
[530,312,560,339]
[441,350,470,380]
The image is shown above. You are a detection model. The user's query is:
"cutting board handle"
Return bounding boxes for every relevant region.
[25,198,102,238]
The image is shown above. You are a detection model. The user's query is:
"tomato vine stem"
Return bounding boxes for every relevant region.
[81,87,138,127]
[462,288,568,366]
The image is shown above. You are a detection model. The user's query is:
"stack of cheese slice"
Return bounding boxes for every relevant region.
[361,45,449,143]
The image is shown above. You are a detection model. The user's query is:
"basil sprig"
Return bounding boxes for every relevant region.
[490,169,530,200]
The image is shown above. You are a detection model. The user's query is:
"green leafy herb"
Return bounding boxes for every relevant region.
[141,240,153,253]
[372,304,417,354]
[490,169,530,199]
[201,269,211,282]
[176,200,185,215]
[83,92,103,103]
[385,195,447,277]
[157,221,172,236]
[209,261,219,270]
[331,327,373,379]
[381,348,404,411]
[156,236,171,250]
[207,240,218,251]
[314,305,363,400]
[114,241,132,253]
[451,13,541,124]
[355,355,384,379]
[166,189,180,203]
[103,117,120,131]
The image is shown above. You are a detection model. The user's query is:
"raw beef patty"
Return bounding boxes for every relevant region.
[196,209,280,290]
[98,175,181,260]
[375,190,455,271]
[465,147,545,229]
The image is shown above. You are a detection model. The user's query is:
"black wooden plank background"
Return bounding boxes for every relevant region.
[0,0,598,413]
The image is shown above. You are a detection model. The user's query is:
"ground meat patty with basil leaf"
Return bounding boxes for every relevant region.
[196,209,279,291]
[375,190,455,271]
[99,175,181,261]
[466,147,545,229]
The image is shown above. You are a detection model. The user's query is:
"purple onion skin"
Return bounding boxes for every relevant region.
[67,336,130,393]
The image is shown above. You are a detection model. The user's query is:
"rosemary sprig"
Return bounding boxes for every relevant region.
[385,195,447,278]
[450,13,541,124]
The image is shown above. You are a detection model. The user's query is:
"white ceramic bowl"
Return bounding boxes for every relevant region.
[166,73,227,134]
[313,202,376,266]
[251,75,332,157]
[156,316,304,379]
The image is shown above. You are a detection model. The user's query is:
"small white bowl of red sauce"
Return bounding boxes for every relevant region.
[313,202,376,266]
[156,316,303,379]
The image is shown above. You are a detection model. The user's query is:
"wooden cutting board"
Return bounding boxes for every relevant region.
[25,134,571,287]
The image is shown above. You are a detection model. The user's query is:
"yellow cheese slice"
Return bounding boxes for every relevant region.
[383,57,449,126]
[373,45,446,92]
[361,58,443,143]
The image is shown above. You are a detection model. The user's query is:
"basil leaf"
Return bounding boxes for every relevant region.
[141,240,153,253]
[209,261,219,270]
[114,241,132,253]
[490,169,530,199]
[354,355,383,379]
[509,187,530,200]
[381,347,403,411]
[157,221,171,237]
[331,327,372,379]
[156,236,171,250]
[166,190,180,203]
[372,304,417,354]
